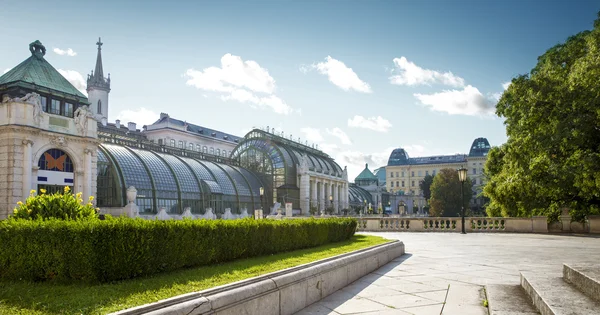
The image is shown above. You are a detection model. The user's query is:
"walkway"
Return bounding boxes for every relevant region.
[297,232,600,315]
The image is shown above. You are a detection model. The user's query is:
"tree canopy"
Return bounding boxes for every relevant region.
[484,12,600,221]
[419,174,434,201]
[429,169,472,217]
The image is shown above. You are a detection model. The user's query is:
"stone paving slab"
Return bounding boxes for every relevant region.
[296,232,600,315]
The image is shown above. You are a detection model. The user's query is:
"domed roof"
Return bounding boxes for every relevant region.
[387,148,410,166]
[468,138,491,157]
[355,163,378,181]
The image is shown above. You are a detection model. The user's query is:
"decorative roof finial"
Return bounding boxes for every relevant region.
[29,40,46,58]
[96,37,103,50]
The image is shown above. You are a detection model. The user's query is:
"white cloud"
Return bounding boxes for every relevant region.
[220,89,293,115]
[3,68,11,74]
[300,127,324,143]
[390,56,465,88]
[502,81,511,90]
[414,85,496,116]
[184,53,294,115]
[404,144,426,155]
[326,127,352,145]
[332,146,396,180]
[57,69,87,96]
[310,56,372,93]
[347,115,392,132]
[115,107,158,127]
[53,48,77,56]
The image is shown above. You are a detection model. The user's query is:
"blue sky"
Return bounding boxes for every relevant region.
[1,0,598,179]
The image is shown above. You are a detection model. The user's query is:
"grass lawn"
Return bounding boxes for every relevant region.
[0,234,389,315]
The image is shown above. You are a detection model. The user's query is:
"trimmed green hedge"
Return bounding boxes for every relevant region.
[0,217,356,283]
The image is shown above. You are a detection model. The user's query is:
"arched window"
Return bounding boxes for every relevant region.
[37,148,74,194]
[170,139,176,147]
[202,146,208,153]
[210,147,214,155]
[196,144,200,152]
[222,150,227,157]
[216,149,220,156]
[178,141,184,149]
[38,149,73,172]
[188,143,193,151]
[97,100,102,114]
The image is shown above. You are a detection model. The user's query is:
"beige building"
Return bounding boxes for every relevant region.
[385,138,491,213]
[0,41,99,218]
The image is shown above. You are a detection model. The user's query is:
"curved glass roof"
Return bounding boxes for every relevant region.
[155,153,201,194]
[102,144,152,190]
[98,143,267,213]
[217,164,252,196]
[179,156,222,194]
[348,184,373,205]
[131,149,178,199]
[232,129,343,178]
[200,161,237,196]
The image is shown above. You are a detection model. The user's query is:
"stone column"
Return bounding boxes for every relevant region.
[299,173,310,215]
[22,140,33,198]
[310,179,317,209]
[319,179,325,213]
[83,149,93,202]
[333,182,339,213]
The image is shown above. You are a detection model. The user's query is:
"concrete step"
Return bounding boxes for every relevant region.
[520,271,600,315]
[563,264,600,302]
[486,284,539,315]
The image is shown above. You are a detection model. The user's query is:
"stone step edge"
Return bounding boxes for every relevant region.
[563,264,600,302]
[110,240,404,315]
[520,272,556,315]
[485,284,539,315]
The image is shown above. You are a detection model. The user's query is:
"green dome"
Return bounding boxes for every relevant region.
[355,163,378,181]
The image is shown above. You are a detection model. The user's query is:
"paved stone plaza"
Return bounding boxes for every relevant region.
[297,232,600,315]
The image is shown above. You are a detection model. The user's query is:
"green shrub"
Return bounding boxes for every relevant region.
[0,217,357,283]
[11,187,98,221]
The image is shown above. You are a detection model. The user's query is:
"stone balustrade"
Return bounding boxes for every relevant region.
[356,216,562,233]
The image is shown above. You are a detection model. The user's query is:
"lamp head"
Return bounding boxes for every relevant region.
[457,167,468,182]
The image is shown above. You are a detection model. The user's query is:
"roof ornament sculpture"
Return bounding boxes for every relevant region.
[29,40,46,58]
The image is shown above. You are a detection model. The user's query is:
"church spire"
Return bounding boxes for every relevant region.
[87,37,110,92]
[94,37,104,79]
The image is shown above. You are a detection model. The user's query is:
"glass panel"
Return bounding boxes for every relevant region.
[50,99,60,115]
[155,153,200,194]
[64,103,73,117]
[41,96,47,112]
[199,161,236,195]
[220,164,251,196]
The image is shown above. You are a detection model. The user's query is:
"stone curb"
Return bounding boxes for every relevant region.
[110,240,405,315]
[563,264,600,302]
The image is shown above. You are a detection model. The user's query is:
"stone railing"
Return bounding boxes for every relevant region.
[357,216,559,233]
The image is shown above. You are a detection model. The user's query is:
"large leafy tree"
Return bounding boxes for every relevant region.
[419,174,434,201]
[484,13,600,221]
[429,169,472,217]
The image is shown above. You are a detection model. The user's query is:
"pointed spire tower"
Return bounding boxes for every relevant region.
[86,37,110,124]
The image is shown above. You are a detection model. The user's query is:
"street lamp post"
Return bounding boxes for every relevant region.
[329,195,333,215]
[363,199,367,216]
[259,186,264,215]
[457,167,468,234]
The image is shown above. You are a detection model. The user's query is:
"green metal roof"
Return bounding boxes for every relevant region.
[355,163,378,181]
[0,40,88,102]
